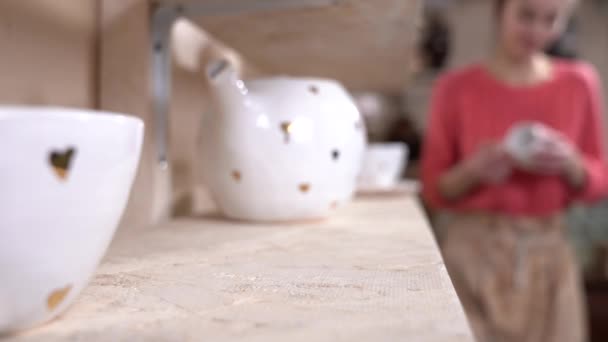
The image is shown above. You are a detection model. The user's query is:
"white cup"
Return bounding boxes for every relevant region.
[504,121,553,166]
[357,143,408,189]
[0,107,143,335]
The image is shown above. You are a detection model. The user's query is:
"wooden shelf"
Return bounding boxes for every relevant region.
[11,197,473,341]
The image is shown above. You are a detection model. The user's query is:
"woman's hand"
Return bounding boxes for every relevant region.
[464,143,513,184]
[438,143,512,202]
[524,130,586,189]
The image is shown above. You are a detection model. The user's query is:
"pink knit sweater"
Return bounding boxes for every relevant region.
[421,60,608,216]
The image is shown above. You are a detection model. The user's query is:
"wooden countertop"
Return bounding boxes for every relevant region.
[8,196,474,342]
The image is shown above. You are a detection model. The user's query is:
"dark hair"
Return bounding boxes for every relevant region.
[495,0,506,13]
[546,17,578,59]
[419,10,451,70]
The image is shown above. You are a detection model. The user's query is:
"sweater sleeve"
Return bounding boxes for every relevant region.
[421,75,460,209]
[572,63,608,202]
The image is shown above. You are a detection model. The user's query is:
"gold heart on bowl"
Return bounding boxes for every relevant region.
[47,284,72,311]
[299,183,311,193]
[49,147,76,180]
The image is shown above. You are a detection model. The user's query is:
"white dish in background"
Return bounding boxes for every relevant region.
[0,107,143,335]
[357,143,408,191]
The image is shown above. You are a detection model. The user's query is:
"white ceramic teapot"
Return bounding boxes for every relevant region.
[201,60,366,222]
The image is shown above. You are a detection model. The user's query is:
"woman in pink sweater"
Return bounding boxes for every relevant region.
[421,0,607,341]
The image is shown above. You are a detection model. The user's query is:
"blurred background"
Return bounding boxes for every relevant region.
[0,0,607,339]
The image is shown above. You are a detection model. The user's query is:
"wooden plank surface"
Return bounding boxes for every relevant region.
[7,197,473,342]
[180,0,421,93]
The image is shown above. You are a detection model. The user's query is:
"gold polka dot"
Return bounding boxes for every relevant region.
[299,183,311,193]
[281,122,290,131]
[309,85,319,94]
[280,121,292,144]
[232,170,241,182]
[330,201,338,209]
[47,284,72,311]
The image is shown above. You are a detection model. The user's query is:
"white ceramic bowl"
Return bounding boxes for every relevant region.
[357,143,408,190]
[0,107,143,335]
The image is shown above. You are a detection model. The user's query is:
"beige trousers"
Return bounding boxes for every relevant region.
[438,213,588,342]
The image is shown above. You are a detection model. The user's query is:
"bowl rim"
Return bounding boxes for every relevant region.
[0,106,144,127]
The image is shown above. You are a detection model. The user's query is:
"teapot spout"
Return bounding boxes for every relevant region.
[206,59,249,112]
